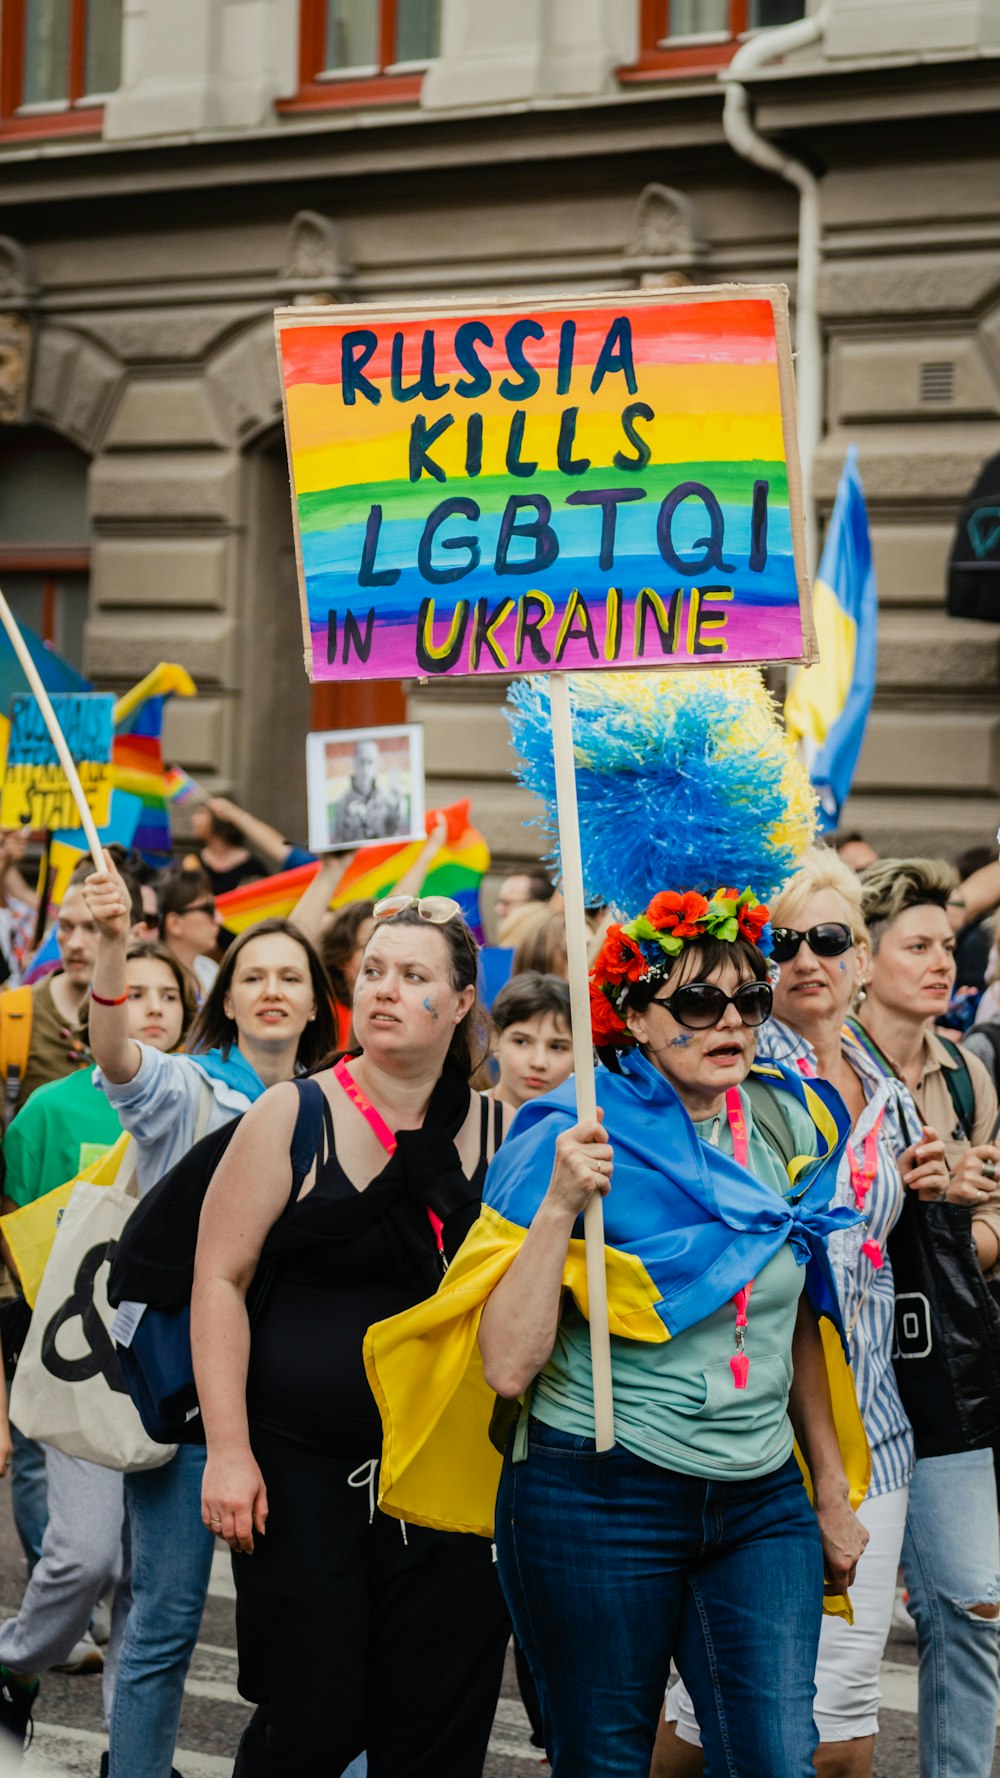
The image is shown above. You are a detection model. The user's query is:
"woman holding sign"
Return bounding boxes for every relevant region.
[477,887,870,1778]
[82,855,336,1778]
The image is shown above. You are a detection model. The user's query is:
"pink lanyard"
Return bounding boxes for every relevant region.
[333,1058,446,1259]
[846,1108,886,1270]
[723,1089,755,1391]
[798,1051,885,1270]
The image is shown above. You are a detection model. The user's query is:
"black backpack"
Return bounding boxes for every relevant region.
[947,452,1000,623]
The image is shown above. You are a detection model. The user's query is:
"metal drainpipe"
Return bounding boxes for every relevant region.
[721,6,829,575]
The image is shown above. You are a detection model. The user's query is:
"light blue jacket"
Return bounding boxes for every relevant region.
[95,1044,255,1195]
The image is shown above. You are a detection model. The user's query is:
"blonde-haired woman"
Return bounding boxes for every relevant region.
[658,847,947,1778]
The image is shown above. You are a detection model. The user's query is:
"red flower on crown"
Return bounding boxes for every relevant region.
[593,924,646,987]
[647,890,710,939]
[590,982,631,1047]
[737,900,770,945]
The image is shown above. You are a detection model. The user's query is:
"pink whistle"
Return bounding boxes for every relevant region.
[861,1239,884,1269]
[730,1352,750,1389]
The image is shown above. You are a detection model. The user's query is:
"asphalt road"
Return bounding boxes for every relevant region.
[0,1478,994,1777]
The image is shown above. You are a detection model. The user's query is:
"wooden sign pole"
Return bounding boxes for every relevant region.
[0,589,105,873]
[548,671,614,1450]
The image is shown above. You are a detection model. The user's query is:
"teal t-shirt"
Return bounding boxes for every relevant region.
[4,1068,122,1209]
[531,1083,817,1480]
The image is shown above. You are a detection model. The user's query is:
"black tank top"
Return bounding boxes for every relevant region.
[246,1094,503,1459]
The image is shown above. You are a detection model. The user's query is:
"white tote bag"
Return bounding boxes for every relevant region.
[9,1141,177,1472]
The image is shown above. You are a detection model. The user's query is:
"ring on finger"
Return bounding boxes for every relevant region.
[982,1158,998,1183]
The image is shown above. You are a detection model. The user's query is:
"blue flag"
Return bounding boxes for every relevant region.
[785,446,877,830]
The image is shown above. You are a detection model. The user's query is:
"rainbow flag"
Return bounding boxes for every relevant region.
[164,765,201,805]
[216,799,489,939]
[277,293,811,684]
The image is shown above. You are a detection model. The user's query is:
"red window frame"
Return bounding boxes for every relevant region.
[621,0,752,82]
[0,0,107,138]
[278,0,430,113]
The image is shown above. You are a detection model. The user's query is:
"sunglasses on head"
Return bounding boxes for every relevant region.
[373,893,463,925]
[649,980,773,1031]
[770,923,853,964]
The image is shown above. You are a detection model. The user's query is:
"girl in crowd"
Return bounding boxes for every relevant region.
[82,855,336,1778]
[0,941,197,1750]
[489,971,574,1111]
[186,801,264,896]
[657,848,948,1778]
[478,887,868,1778]
[852,858,1000,1778]
[193,896,511,1777]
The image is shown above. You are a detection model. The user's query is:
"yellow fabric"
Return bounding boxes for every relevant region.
[1,1132,132,1307]
[792,1316,872,1624]
[785,578,857,750]
[0,985,33,1094]
[111,662,196,728]
[363,1208,871,1626]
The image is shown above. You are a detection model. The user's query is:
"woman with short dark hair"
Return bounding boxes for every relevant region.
[472,887,870,1778]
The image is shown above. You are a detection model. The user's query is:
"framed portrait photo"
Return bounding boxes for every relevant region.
[306,723,425,854]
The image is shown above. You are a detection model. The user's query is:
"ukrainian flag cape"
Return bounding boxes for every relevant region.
[364,1051,870,1611]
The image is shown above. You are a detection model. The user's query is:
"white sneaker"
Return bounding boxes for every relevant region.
[52,1632,104,1675]
[892,1588,917,1637]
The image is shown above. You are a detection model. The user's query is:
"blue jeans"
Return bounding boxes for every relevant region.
[10,1429,47,1576]
[901,1448,1000,1778]
[495,1420,824,1778]
[107,1445,215,1778]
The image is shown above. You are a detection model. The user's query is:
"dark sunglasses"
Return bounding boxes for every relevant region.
[770,923,853,964]
[182,901,216,918]
[649,980,773,1031]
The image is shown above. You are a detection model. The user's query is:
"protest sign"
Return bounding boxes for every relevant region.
[305,722,425,854]
[276,285,815,686]
[0,690,115,833]
[276,285,816,1453]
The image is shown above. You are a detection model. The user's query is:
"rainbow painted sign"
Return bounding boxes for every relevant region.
[276,287,814,684]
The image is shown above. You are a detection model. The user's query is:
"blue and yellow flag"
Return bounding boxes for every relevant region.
[364,1051,870,1615]
[785,446,877,831]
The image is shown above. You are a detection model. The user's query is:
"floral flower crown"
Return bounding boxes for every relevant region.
[590,888,773,1049]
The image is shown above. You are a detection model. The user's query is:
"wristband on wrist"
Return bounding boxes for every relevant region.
[90,988,129,1007]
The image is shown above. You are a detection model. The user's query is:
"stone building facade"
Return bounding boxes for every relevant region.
[1,0,999,888]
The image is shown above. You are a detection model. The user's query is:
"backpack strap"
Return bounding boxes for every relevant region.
[0,985,32,1131]
[937,1036,976,1141]
[971,1021,1000,1087]
[743,1071,797,1175]
[286,1078,326,1208]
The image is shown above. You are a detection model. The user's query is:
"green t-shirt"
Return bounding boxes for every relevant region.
[4,1067,122,1209]
[531,1083,816,1481]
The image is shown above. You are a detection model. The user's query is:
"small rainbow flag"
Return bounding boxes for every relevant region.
[164,765,201,805]
[216,799,489,941]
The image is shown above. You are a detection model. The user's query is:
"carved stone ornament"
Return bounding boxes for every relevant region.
[280,211,353,303]
[0,314,32,425]
[625,184,706,272]
[0,237,37,306]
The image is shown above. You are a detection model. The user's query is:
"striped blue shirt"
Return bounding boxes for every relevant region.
[757,1018,915,1499]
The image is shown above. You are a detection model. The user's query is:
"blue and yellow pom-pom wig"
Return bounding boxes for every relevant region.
[505,667,817,917]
